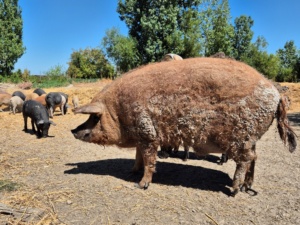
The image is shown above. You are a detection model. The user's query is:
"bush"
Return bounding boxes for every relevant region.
[1,65,107,88]
[0,70,23,83]
[29,64,71,88]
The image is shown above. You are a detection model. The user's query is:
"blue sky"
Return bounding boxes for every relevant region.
[15,0,300,75]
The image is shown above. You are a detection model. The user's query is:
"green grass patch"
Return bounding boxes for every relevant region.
[0,73,103,89]
[0,180,20,192]
[32,78,71,88]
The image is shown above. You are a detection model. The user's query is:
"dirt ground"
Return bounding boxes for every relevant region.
[1,81,300,225]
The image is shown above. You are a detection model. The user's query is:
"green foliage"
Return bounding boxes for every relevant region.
[0,67,31,83]
[202,0,234,56]
[0,0,26,76]
[67,48,114,79]
[0,68,22,83]
[22,68,30,81]
[241,37,280,80]
[232,15,254,60]
[102,27,140,73]
[38,64,69,87]
[117,0,202,63]
[276,67,294,82]
[0,66,102,88]
[27,65,68,88]
[294,56,300,81]
[115,0,300,82]
[45,64,66,77]
[179,7,202,58]
[277,41,298,69]
[276,41,299,82]
[32,79,69,88]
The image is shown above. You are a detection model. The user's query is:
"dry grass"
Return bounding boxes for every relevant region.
[281,82,300,113]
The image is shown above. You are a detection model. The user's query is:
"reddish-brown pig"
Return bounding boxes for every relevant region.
[71,57,296,196]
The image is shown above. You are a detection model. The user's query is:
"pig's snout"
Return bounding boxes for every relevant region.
[71,127,90,140]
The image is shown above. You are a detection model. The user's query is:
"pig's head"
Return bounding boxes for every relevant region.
[37,120,56,138]
[71,102,118,145]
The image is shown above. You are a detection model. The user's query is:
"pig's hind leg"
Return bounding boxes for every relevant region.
[231,144,257,196]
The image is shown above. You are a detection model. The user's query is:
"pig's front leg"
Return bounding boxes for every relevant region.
[135,142,158,189]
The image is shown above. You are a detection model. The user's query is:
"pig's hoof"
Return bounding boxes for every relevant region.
[134,182,149,190]
[230,189,239,197]
[240,184,247,192]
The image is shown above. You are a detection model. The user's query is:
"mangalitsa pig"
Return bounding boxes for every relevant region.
[71,57,297,196]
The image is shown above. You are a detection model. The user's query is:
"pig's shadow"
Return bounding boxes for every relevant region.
[23,129,55,138]
[288,113,300,126]
[64,159,233,196]
[158,151,222,164]
[23,129,38,137]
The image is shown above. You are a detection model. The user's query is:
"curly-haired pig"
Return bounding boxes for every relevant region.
[71,57,296,196]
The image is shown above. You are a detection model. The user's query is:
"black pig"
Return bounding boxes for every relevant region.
[23,100,56,138]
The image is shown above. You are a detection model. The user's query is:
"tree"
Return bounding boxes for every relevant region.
[179,5,203,58]
[117,0,202,63]
[202,0,234,56]
[241,36,280,80]
[0,0,25,75]
[101,27,140,73]
[294,54,300,81]
[276,41,299,82]
[232,15,254,60]
[67,48,114,79]
[277,41,298,68]
[21,68,30,81]
[45,64,66,77]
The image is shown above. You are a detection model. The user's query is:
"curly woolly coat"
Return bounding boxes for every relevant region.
[72,57,296,196]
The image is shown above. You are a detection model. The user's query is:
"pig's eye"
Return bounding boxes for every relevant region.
[91,114,100,123]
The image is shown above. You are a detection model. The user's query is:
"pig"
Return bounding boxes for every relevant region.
[22,100,56,138]
[34,94,47,107]
[161,53,183,61]
[159,142,190,161]
[71,57,297,196]
[10,96,24,114]
[25,92,39,101]
[12,91,26,101]
[45,92,68,118]
[0,92,12,111]
[72,95,79,109]
[33,88,46,96]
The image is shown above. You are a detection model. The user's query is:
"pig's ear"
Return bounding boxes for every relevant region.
[74,102,105,115]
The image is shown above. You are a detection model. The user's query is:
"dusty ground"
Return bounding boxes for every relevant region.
[0,81,300,225]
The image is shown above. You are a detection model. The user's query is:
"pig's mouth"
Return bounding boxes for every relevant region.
[71,128,90,141]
